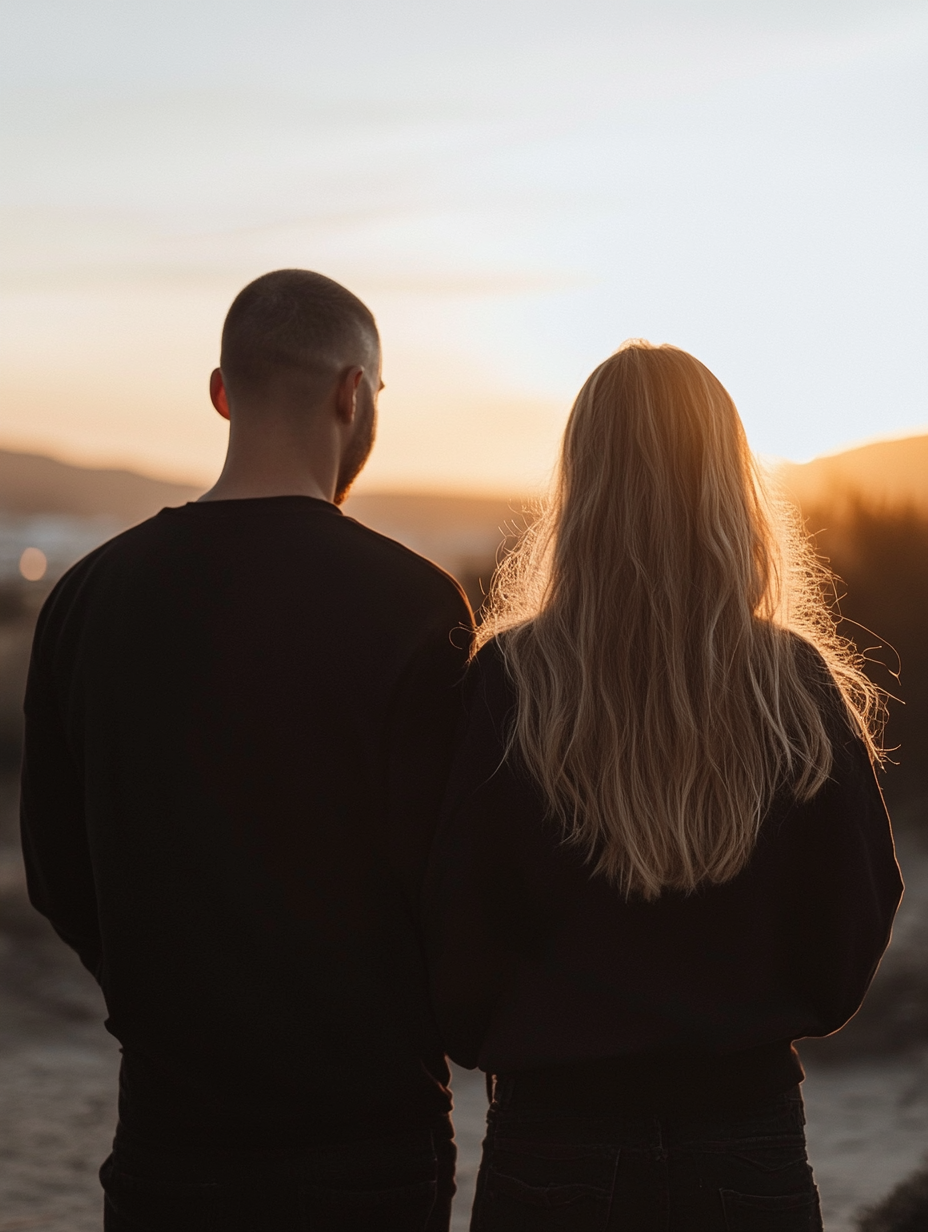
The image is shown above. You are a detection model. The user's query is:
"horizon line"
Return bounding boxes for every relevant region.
[1,428,926,500]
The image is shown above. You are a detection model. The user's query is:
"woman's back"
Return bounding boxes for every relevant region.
[426,634,899,1109]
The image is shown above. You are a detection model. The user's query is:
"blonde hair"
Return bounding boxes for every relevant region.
[479,341,882,900]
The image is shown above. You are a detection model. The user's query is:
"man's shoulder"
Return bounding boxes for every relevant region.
[45,510,177,590]
[41,504,474,639]
[29,511,180,651]
[338,515,473,621]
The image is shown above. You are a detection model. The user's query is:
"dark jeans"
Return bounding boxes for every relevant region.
[101,1117,456,1231]
[472,1081,822,1231]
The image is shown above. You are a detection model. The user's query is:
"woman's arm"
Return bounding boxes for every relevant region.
[781,693,902,1038]
[422,648,536,1069]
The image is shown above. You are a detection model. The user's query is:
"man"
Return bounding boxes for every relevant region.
[20,270,473,1230]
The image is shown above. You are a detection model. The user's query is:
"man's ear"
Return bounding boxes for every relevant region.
[210,368,231,421]
[334,367,364,426]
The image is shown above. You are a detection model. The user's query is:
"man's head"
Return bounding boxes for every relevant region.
[213,270,381,503]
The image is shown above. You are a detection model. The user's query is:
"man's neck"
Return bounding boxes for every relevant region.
[198,469,332,503]
[198,419,338,504]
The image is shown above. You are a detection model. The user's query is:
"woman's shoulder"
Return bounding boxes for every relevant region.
[465,634,513,689]
[459,636,520,741]
[781,632,883,805]
[785,632,856,733]
[787,630,830,677]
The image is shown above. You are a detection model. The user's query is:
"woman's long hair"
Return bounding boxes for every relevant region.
[478,341,882,900]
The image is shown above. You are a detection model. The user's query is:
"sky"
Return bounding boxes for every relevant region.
[1,0,926,495]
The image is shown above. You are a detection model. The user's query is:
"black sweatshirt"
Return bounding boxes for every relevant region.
[424,637,902,1113]
[20,496,473,1149]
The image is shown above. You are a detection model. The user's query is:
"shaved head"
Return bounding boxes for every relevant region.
[220,269,379,404]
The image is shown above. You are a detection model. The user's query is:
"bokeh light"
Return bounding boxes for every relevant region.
[19,547,47,581]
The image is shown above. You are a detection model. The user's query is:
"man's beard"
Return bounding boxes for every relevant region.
[333,401,376,505]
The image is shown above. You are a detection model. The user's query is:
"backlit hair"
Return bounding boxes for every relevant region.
[478,341,882,900]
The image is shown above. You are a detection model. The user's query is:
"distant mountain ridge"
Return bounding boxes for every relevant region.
[777,434,928,514]
[0,449,202,523]
[1,435,925,530]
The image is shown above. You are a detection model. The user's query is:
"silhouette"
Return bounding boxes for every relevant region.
[425,341,901,1229]
[20,270,473,1231]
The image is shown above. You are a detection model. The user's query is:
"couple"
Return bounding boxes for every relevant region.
[21,270,901,1231]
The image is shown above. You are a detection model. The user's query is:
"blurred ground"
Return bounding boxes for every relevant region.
[1,778,926,1232]
[0,775,119,1232]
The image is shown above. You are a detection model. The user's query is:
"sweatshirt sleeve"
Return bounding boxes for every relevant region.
[384,583,474,915]
[19,602,102,978]
[422,646,534,1069]
[780,667,902,1038]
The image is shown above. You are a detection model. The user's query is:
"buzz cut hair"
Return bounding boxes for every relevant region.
[219,269,378,396]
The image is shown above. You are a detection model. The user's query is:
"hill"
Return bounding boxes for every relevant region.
[777,434,928,514]
[0,449,202,523]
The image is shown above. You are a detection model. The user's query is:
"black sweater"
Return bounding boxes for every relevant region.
[424,638,902,1112]
[20,496,472,1149]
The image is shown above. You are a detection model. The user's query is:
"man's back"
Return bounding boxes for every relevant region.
[21,495,472,1150]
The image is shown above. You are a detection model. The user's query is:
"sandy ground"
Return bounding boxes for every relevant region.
[2,781,926,1231]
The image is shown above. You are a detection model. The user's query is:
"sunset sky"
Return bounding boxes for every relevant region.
[1,0,926,494]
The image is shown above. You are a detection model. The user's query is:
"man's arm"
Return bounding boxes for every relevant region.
[384,590,473,915]
[20,621,102,978]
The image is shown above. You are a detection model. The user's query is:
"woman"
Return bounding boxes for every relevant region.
[424,341,901,1230]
